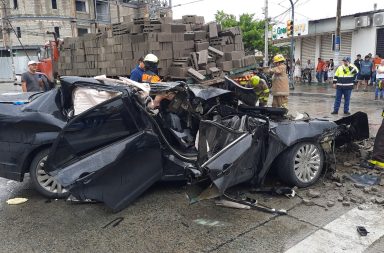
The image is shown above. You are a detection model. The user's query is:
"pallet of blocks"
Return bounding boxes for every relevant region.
[58,15,257,83]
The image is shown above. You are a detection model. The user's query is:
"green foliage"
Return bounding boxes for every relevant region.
[215,10,288,57]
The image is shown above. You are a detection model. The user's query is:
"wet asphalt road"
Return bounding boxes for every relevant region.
[0,82,384,252]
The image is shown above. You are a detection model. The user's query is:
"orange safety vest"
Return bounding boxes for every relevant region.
[233,74,254,85]
[142,73,161,83]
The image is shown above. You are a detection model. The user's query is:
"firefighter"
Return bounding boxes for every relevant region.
[268,54,289,108]
[369,112,384,169]
[142,53,161,83]
[248,75,270,107]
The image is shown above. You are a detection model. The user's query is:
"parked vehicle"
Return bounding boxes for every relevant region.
[0,76,369,211]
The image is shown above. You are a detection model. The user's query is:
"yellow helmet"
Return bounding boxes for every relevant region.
[250,75,260,86]
[273,54,285,63]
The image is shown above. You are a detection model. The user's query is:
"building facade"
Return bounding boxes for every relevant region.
[273,9,384,66]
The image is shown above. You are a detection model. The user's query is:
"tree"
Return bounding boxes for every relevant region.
[215,10,288,57]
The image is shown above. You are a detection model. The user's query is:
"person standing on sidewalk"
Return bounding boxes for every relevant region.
[372,54,382,85]
[375,59,384,100]
[331,57,358,115]
[327,59,335,84]
[316,58,325,83]
[357,55,373,92]
[21,61,44,92]
[268,54,289,108]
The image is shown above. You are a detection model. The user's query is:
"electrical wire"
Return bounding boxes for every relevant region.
[0,0,30,60]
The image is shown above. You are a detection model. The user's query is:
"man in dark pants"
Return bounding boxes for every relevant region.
[331,57,359,115]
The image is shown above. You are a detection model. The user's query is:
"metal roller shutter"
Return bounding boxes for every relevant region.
[301,36,316,64]
[340,32,352,58]
[377,28,384,57]
[320,34,334,61]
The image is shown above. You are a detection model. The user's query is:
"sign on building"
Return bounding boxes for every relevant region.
[272,20,308,40]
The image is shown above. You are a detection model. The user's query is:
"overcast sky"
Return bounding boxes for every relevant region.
[172,0,384,24]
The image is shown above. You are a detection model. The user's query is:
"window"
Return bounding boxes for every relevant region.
[13,0,18,9]
[52,0,57,9]
[77,28,88,37]
[54,27,60,38]
[75,0,87,12]
[16,27,21,38]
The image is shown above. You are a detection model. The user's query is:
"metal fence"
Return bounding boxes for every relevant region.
[0,56,39,82]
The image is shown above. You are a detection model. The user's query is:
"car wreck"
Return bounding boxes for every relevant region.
[0,76,369,212]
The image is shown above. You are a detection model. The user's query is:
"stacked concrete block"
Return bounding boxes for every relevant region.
[58,14,256,81]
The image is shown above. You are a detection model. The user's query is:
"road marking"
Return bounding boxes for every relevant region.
[285,207,384,253]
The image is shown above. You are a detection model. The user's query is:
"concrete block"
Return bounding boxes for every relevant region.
[158,33,173,42]
[232,59,243,68]
[195,42,209,51]
[184,32,195,41]
[194,31,207,40]
[222,44,235,53]
[188,68,206,81]
[171,24,186,33]
[225,51,245,61]
[161,24,172,33]
[197,50,208,65]
[208,46,224,57]
[218,61,233,72]
[209,22,218,38]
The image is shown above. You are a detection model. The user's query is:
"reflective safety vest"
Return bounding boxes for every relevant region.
[142,72,161,83]
[333,64,358,89]
[234,74,254,85]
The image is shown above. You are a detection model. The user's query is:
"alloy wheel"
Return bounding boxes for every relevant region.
[293,144,322,183]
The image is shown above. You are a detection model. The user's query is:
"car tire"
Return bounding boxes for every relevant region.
[29,148,69,199]
[277,142,324,188]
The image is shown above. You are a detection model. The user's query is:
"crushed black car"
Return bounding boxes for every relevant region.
[0,76,369,211]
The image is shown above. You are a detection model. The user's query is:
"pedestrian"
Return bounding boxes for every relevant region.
[303,59,314,84]
[316,58,325,83]
[357,55,373,92]
[331,57,359,115]
[21,60,44,92]
[372,54,382,85]
[141,54,161,83]
[247,75,270,107]
[354,54,362,71]
[375,59,384,100]
[129,57,145,82]
[327,59,335,84]
[268,54,289,109]
[294,58,302,83]
[323,60,329,83]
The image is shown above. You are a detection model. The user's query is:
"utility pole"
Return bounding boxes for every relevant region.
[1,0,10,49]
[288,0,295,89]
[1,0,15,83]
[263,0,269,67]
[334,0,342,66]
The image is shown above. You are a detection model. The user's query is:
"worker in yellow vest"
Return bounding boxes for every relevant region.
[248,75,270,107]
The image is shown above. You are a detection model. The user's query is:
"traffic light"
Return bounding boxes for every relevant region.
[287,20,294,36]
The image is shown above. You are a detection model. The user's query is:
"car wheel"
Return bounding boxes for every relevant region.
[277,142,324,187]
[29,148,69,198]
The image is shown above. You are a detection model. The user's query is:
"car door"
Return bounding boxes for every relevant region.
[45,94,163,212]
[197,115,267,194]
